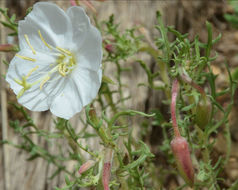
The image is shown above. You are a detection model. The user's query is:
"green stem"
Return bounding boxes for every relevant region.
[139,44,170,98]
[224,122,231,165]
[64,122,97,158]
[108,110,154,131]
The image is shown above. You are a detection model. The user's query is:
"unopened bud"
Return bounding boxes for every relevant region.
[171,136,194,187]
[195,98,211,130]
[78,160,95,174]
[69,0,77,6]
[104,44,115,54]
[153,80,165,88]
[0,44,18,52]
[89,105,100,125]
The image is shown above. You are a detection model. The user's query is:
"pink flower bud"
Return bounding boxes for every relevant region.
[69,0,77,6]
[78,160,95,174]
[0,44,17,52]
[171,136,194,187]
[104,44,115,54]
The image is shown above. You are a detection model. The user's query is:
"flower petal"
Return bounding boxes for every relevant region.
[79,26,103,71]
[18,76,66,111]
[6,49,59,111]
[77,25,102,71]
[19,2,72,52]
[50,78,83,119]
[68,6,102,72]
[67,6,90,49]
[50,67,102,119]
[72,66,102,106]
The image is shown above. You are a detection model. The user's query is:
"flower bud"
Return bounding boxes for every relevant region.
[104,44,116,54]
[171,136,194,187]
[69,0,77,6]
[78,160,95,174]
[195,98,211,130]
[0,44,18,52]
[89,106,100,125]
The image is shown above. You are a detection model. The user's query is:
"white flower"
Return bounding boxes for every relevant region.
[6,2,102,119]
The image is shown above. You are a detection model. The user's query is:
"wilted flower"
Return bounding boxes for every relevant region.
[6,2,102,119]
[170,79,194,186]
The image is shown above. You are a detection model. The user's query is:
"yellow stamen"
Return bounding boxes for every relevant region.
[56,47,72,56]
[17,88,25,99]
[26,66,39,78]
[14,77,32,99]
[24,34,36,54]
[38,30,52,50]
[14,66,39,98]
[14,78,23,85]
[58,68,66,77]
[40,75,50,90]
[16,54,36,62]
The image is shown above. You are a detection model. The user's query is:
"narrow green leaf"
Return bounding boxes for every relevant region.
[102,75,116,85]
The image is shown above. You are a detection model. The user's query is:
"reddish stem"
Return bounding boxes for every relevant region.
[171,78,181,137]
[102,162,111,190]
[180,74,206,98]
[81,0,97,14]
[102,148,113,190]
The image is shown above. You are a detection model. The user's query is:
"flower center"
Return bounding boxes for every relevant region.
[38,30,76,77]
[55,48,76,77]
[14,30,77,98]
